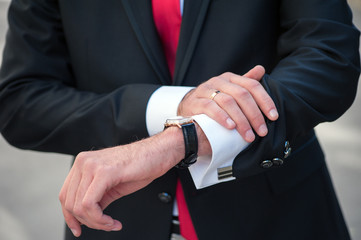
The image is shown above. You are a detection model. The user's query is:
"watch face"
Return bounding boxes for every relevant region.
[165,117,194,128]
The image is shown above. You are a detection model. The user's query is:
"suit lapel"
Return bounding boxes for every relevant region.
[121,0,212,86]
[174,0,212,85]
[121,0,171,85]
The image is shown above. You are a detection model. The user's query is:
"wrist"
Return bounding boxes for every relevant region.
[136,119,211,177]
[164,117,199,168]
[161,120,211,166]
[160,127,185,168]
[123,129,184,180]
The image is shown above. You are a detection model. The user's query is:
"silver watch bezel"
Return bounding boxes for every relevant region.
[164,116,194,129]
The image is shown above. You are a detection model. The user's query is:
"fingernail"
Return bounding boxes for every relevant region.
[226,118,236,128]
[258,124,268,136]
[269,109,278,120]
[70,228,79,237]
[245,129,255,142]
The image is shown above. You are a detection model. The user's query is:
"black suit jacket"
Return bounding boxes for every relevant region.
[0,0,360,239]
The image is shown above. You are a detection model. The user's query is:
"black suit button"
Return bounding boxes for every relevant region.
[261,160,273,168]
[272,158,284,166]
[158,192,172,203]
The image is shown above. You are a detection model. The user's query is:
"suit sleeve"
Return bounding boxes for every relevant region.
[232,0,360,178]
[0,0,159,155]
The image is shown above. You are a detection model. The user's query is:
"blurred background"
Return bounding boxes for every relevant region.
[0,0,360,239]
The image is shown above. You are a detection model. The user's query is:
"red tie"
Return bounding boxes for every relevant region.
[152,1,198,239]
[152,0,181,77]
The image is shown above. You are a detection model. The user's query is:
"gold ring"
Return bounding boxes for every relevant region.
[210,90,221,100]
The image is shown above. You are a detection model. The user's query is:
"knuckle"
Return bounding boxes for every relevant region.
[249,113,265,125]
[63,214,74,224]
[197,83,209,93]
[208,77,218,84]
[204,99,215,109]
[76,152,99,171]
[214,107,228,120]
[76,151,87,159]
[220,115,231,124]
[247,79,261,89]
[239,125,252,135]
[83,158,97,171]
[64,200,74,212]
[235,88,250,99]
[59,192,65,203]
[203,100,226,117]
[221,72,232,78]
[262,96,275,108]
[73,205,84,217]
[236,121,251,133]
[75,151,89,164]
[219,94,234,105]
[63,215,80,229]
[82,199,93,211]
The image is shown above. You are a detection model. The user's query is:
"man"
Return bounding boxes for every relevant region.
[0,0,359,239]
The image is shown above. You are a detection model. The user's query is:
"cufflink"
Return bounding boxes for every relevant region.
[217,166,233,180]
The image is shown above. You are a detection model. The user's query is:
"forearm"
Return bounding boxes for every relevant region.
[59,118,211,237]
[143,127,185,177]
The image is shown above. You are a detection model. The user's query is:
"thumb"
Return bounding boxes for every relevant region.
[243,65,265,81]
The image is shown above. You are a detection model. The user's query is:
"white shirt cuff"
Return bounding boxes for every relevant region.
[190,114,250,189]
[145,87,249,190]
[146,86,194,136]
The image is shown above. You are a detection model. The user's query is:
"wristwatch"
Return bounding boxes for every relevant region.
[164,117,198,169]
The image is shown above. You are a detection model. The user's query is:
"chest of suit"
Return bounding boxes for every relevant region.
[58,0,280,93]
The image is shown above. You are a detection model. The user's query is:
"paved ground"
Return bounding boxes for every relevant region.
[0,1,360,239]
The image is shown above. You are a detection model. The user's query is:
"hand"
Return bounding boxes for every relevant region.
[58,128,185,237]
[177,65,278,142]
[58,125,211,237]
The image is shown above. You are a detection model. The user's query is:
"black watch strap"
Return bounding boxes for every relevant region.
[176,122,198,169]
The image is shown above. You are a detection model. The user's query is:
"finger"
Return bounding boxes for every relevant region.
[99,187,127,211]
[215,84,267,138]
[99,179,153,211]
[229,74,279,122]
[59,172,72,208]
[196,97,237,130]
[181,83,237,130]
[209,76,266,138]
[82,175,122,231]
[64,168,82,219]
[211,91,255,142]
[72,172,94,225]
[59,163,75,205]
[62,207,82,237]
[243,65,265,81]
[60,170,83,237]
